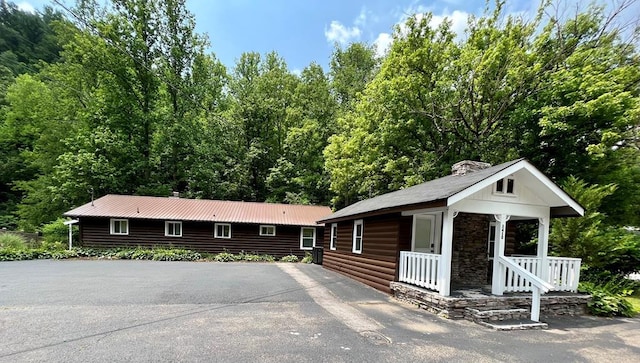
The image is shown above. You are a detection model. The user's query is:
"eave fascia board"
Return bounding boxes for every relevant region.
[446,160,584,216]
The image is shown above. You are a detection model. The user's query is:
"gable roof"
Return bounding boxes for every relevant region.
[319,158,583,223]
[64,195,331,227]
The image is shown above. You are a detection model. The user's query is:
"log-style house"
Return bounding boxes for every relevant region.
[318,159,586,322]
[64,194,330,258]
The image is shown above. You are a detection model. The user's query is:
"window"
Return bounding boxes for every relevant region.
[215,223,231,239]
[165,221,182,237]
[352,219,363,254]
[110,219,129,235]
[260,225,276,236]
[300,227,316,250]
[495,176,516,195]
[330,223,338,250]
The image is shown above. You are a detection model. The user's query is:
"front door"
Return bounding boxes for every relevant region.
[412,214,437,253]
[487,221,497,283]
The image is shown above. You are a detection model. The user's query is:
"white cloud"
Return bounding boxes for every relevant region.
[354,8,367,27]
[291,68,302,76]
[429,10,469,37]
[373,32,393,58]
[324,21,361,45]
[17,2,36,13]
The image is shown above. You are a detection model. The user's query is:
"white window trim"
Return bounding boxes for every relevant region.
[214,223,231,239]
[259,225,276,236]
[493,175,517,196]
[300,227,316,250]
[330,223,337,250]
[110,218,129,235]
[352,219,363,254]
[165,221,182,237]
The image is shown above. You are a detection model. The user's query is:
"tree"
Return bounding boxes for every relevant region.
[228,51,299,201]
[0,1,64,75]
[267,63,337,204]
[329,42,377,111]
[549,177,640,276]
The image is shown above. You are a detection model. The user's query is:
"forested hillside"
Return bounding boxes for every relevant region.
[1,0,638,235]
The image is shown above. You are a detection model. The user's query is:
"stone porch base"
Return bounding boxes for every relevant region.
[390,282,591,319]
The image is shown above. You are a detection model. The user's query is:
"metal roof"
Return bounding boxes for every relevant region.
[64,195,332,227]
[319,159,525,222]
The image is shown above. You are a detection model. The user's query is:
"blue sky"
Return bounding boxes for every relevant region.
[15,0,622,74]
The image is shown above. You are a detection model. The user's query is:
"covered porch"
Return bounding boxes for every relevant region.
[393,161,586,323]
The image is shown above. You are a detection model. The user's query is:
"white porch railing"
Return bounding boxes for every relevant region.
[398,251,441,291]
[508,256,581,293]
[497,256,554,322]
[547,257,582,292]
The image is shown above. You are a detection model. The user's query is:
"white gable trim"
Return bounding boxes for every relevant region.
[446,160,584,216]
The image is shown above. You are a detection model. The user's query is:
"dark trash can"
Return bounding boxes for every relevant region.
[312,246,324,265]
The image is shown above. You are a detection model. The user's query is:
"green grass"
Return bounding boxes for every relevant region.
[628,292,640,316]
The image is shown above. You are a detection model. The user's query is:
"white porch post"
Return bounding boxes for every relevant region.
[491,214,510,295]
[531,288,541,322]
[63,219,78,251]
[537,216,550,282]
[438,208,455,296]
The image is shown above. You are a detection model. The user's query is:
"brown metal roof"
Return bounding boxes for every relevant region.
[64,195,332,227]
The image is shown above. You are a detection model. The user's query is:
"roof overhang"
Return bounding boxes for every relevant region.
[317,199,446,224]
[446,160,584,217]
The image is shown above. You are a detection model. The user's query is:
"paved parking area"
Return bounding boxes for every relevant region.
[0,260,639,362]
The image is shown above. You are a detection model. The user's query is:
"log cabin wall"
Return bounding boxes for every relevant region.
[78,217,323,258]
[323,213,409,294]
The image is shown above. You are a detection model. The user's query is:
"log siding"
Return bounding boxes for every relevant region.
[323,214,409,293]
[78,217,323,258]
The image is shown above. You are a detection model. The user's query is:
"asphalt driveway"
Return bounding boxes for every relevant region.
[0,260,638,362]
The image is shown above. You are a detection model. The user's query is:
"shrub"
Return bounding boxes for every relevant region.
[214,252,236,262]
[41,218,74,245]
[280,254,299,263]
[259,254,275,262]
[0,233,28,250]
[579,277,637,317]
[131,248,155,260]
[236,251,274,262]
[40,240,66,251]
[0,248,35,261]
[301,252,312,264]
[152,249,201,261]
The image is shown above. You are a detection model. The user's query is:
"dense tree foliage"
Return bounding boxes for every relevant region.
[324,2,640,222]
[0,0,64,75]
[0,0,638,264]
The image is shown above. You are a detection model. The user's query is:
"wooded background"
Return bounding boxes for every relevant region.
[1,0,638,236]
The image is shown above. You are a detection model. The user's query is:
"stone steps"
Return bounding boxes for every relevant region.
[475,318,549,331]
[465,307,548,330]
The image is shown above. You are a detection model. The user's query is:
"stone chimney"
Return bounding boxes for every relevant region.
[451,160,492,176]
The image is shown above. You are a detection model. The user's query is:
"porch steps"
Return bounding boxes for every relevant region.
[464,307,548,330]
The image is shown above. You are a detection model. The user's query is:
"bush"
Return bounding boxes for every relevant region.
[579,277,637,317]
[0,233,28,250]
[236,251,275,262]
[214,252,236,262]
[301,252,312,264]
[0,248,35,261]
[280,254,299,263]
[151,249,201,261]
[0,246,201,262]
[41,218,75,245]
[40,240,66,251]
